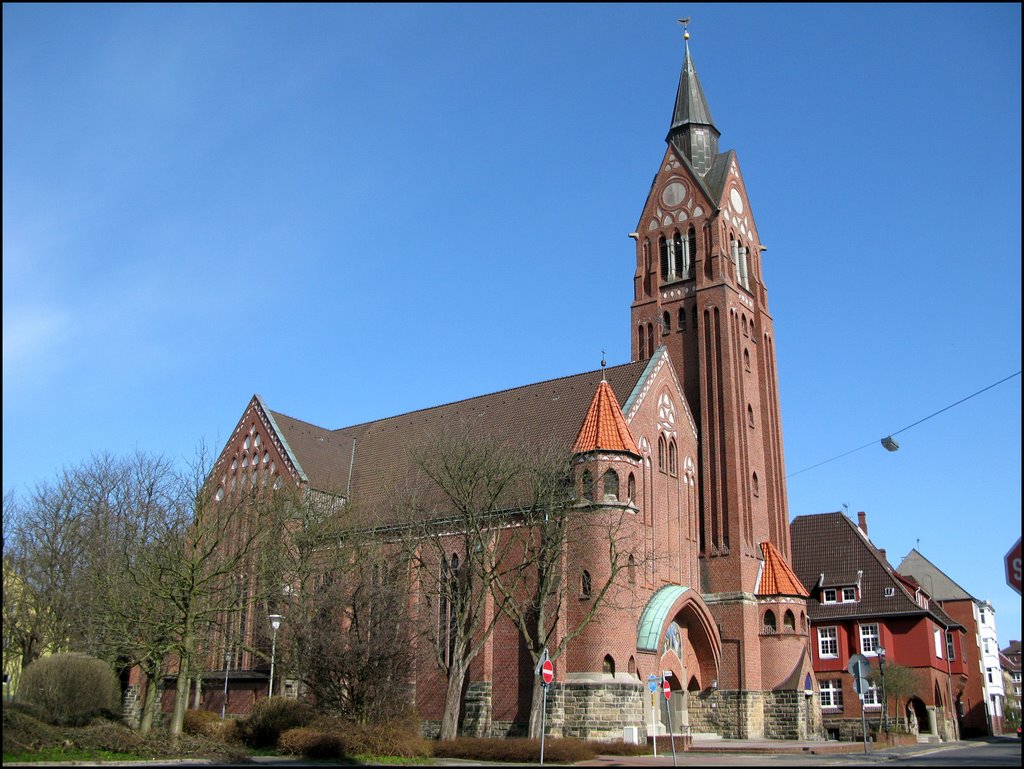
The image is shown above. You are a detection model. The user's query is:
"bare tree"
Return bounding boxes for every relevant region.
[395,430,529,740]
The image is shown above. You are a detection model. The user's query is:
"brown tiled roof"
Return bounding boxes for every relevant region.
[790,512,962,629]
[268,360,650,520]
[572,380,640,456]
[757,541,809,597]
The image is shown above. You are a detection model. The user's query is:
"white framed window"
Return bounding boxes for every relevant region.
[818,626,839,658]
[934,628,944,659]
[842,587,857,602]
[945,632,956,661]
[860,623,880,655]
[820,679,843,709]
[862,681,882,708]
[884,587,896,597]
[822,588,837,604]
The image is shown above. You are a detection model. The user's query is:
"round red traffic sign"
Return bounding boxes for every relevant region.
[541,659,554,685]
[663,678,671,700]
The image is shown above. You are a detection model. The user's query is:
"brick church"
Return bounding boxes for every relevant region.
[203,33,820,739]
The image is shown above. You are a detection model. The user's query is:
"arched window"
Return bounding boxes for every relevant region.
[657,436,667,472]
[763,609,777,633]
[742,315,748,336]
[678,308,686,332]
[801,611,807,632]
[668,440,677,476]
[730,237,739,277]
[638,325,645,359]
[744,348,751,371]
[784,610,796,631]
[662,311,671,335]
[643,240,652,297]
[581,470,594,500]
[603,654,615,676]
[581,570,592,599]
[692,306,698,331]
[627,472,636,501]
[738,243,749,289]
[747,404,755,428]
[647,324,655,358]
[628,553,636,584]
[659,237,669,281]
[602,469,619,501]
[628,656,637,677]
[673,231,684,277]
[752,472,759,497]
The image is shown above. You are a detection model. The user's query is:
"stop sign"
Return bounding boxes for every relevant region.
[541,659,554,685]
[663,678,671,700]
[1006,537,1022,595]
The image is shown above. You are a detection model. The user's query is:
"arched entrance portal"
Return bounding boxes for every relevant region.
[636,586,721,735]
[908,696,929,734]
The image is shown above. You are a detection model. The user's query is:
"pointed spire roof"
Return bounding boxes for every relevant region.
[757,541,810,597]
[669,41,717,134]
[572,380,640,456]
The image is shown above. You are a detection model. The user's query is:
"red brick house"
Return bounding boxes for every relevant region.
[791,511,966,742]
[162,34,819,740]
[897,549,1005,736]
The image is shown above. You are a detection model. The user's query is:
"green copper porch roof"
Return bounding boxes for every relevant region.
[636,585,691,652]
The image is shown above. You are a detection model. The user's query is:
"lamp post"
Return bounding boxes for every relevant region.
[221,652,231,719]
[268,614,284,698]
[878,647,888,733]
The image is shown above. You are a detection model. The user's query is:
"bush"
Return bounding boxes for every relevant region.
[279,727,346,759]
[182,709,233,740]
[14,653,122,726]
[431,736,596,763]
[235,697,316,748]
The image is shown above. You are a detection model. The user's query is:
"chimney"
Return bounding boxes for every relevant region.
[879,548,887,562]
[857,511,868,535]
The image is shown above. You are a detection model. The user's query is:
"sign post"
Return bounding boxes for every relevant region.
[1006,537,1022,595]
[535,649,553,765]
[663,673,677,767]
[848,653,871,756]
[647,674,658,757]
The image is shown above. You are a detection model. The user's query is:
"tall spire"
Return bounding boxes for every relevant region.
[666,21,720,176]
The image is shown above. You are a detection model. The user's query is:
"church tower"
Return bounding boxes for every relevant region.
[630,27,795,700]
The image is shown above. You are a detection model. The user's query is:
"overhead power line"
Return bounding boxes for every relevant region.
[786,370,1021,480]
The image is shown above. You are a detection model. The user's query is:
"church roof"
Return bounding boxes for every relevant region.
[572,379,640,456]
[266,359,651,515]
[757,541,809,597]
[669,42,717,133]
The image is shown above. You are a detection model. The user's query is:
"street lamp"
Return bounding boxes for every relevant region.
[268,614,284,698]
[878,647,888,733]
[221,652,231,719]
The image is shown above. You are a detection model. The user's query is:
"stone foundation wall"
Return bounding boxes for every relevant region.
[688,689,823,740]
[122,684,142,729]
[559,681,645,741]
[461,681,492,738]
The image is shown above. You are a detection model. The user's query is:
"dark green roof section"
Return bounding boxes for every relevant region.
[669,42,717,132]
[636,585,691,652]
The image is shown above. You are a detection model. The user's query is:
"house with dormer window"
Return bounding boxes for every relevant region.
[791,511,966,743]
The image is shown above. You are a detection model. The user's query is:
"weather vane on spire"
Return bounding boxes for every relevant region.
[678,17,691,41]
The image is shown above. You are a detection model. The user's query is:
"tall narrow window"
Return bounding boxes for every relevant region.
[763,609,777,633]
[638,325,646,359]
[738,244,749,289]
[659,237,669,281]
[678,308,686,332]
[730,238,739,277]
[627,473,636,501]
[673,231,684,278]
[628,554,636,584]
[647,324,655,358]
[668,440,677,476]
[687,226,697,278]
[784,610,795,631]
[581,570,592,599]
[657,437,667,472]
[744,348,751,371]
[752,472,759,497]
[581,470,594,500]
[747,404,755,427]
[602,469,619,501]
[662,311,671,335]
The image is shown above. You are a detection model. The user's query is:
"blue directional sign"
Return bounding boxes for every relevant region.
[648,674,658,693]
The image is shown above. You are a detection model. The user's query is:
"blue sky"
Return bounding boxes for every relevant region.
[4,4,1021,645]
